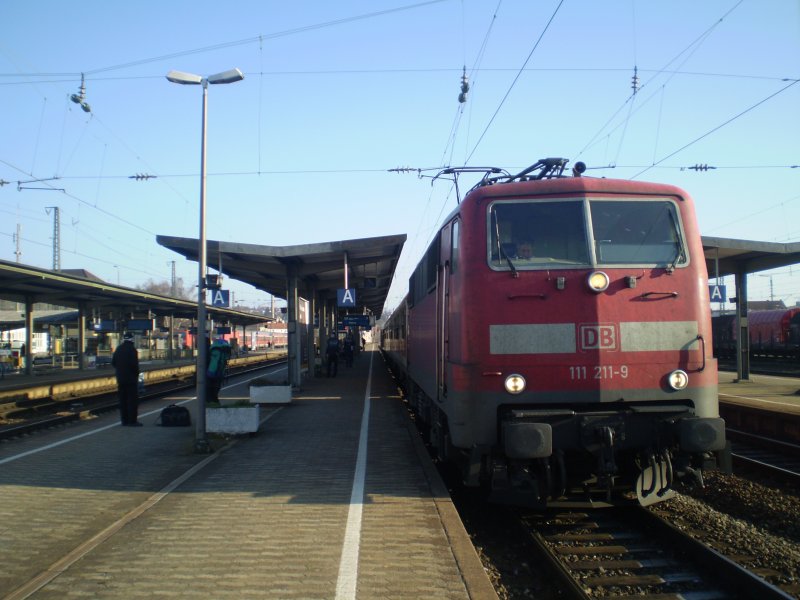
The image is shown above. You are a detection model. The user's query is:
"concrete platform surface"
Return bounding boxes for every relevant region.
[0,348,497,599]
[718,369,800,415]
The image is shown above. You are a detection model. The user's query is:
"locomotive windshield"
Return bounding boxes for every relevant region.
[488,198,687,269]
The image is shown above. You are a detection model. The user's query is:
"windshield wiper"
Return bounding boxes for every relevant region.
[666,208,685,272]
[492,209,518,277]
[500,244,518,277]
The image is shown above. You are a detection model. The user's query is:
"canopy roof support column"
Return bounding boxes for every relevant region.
[78,303,87,370]
[307,286,318,378]
[287,264,301,388]
[24,297,33,376]
[735,268,750,381]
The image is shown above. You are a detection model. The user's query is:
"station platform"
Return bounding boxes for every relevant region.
[0,347,497,599]
[718,370,800,416]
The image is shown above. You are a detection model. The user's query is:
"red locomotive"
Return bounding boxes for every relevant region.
[381,158,726,507]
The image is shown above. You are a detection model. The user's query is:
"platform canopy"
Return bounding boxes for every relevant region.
[156,233,407,317]
[703,237,800,279]
[0,258,267,328]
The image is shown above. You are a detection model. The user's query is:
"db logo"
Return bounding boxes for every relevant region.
[579,323,617,351]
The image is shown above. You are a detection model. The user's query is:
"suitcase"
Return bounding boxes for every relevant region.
[159,404,191,427]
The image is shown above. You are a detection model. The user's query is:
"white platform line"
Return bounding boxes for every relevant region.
[335,352,374,600]
[0,370,279,466]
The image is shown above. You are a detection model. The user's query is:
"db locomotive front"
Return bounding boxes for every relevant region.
[382,158,726,507]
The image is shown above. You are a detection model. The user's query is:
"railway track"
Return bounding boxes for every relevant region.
[718,361,800,378]
[729,429,800,484]
[520,506,794,599]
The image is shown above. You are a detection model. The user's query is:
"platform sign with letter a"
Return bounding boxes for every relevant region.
[210,289,230,308]
[337,288,356,308]
[708,284,726,303]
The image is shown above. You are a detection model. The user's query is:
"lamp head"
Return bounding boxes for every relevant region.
[166,70,203,85]
[208,68,244,85]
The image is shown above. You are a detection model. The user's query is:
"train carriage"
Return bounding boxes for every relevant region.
[381,158,726,507]
[712,308,800,359]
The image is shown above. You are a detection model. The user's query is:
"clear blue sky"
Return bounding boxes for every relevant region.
[1,0,798,312]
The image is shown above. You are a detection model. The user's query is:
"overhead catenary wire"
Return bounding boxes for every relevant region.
[465,0,565,164]
[3,68,795,87]
[2,2,797,305]
[576,0,747,162]
[630,78,800,179]
[79,1,450,76]
[1,1,453,291]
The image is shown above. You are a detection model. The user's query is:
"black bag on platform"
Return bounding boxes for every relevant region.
[159,404,191,427]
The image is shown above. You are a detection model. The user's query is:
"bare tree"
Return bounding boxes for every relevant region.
[137,278,193,300]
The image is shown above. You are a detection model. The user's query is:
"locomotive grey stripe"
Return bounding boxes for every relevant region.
[490,324,576,354]
[489,321,699,354]
[620,321,699,352]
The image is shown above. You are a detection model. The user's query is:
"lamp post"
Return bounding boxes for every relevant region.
[167,67,244,453]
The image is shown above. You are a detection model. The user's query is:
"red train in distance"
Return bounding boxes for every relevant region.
[713,307,800,358]
[381,158,726,507]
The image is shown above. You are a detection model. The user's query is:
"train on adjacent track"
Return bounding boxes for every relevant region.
[712,308,800,358]
[380,158,726,507]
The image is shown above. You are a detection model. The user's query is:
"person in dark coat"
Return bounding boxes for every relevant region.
[343,334,354,368]
[325,333,340,378]
[112,332,141,426]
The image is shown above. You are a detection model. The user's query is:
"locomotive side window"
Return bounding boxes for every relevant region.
[410,234,441,305]
[589,200,686,266]
[451,219,460,274]
[488,200,589,269]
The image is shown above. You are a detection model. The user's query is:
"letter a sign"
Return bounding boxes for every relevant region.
[708,284,726,303]
[211,289,230,307]
[337,288,356,308]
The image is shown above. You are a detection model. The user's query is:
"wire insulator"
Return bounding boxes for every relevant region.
[458,66,469,104]
[631,66,640,95]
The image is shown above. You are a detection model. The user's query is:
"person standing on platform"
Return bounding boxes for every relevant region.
[112,332,141,426]
[207,337,231,403]
[325,333,340,377]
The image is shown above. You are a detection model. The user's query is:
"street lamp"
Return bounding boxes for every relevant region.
[167,67,244,453]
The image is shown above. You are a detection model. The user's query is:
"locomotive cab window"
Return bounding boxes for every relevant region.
[489,200,589,269]
[488,197,687,270]
[589,200,687,266]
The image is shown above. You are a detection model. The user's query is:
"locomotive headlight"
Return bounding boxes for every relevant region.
[587,271,610,293]
[505,374,526,394]
[667,369,689,390]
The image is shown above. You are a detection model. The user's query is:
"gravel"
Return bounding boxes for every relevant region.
[458,466,800,599]
[650,468,800,597]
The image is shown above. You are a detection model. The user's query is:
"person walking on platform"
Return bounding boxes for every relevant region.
[112,332,141,426]
[343,333,354,367]
[325,333,340,377]
[207,337,231,403]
